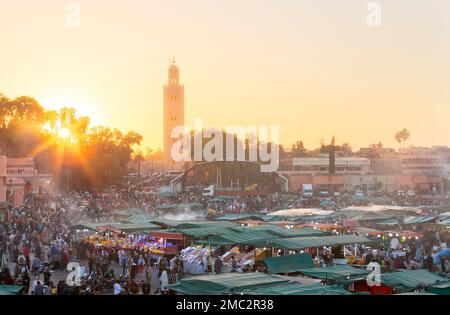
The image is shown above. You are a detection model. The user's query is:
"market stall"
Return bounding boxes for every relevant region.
[370,269,447,295]
[263,252,315,274]
[269,235,372,264]
[297,264,370,290]
[176,245,266,275]
[149,230,184,256]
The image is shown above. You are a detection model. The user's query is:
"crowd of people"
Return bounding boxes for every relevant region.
[0,195,73,294]
[0,187,192,295]
[1,172,449,295]
[60,172,450,221]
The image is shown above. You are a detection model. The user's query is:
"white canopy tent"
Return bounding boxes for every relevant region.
[341,205,421,214]
[268,208,335,217]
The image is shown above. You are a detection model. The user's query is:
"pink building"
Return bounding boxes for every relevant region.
[5,157,36,207]
[0,156,6,202]
[280,173,345,194]
[396,175,443,193]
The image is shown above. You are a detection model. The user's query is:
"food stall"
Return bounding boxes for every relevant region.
[176,244,266,275]
[177,246,212,275]
[149,230,184,256]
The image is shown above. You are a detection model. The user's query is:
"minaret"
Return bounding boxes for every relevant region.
[329,136,336,175]
[163,58,185,168]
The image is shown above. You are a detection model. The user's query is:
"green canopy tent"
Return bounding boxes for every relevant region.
[158,192,178,198]
[298,265,370,283]
[340,211,396,222]
[270,235,371,250]
[116,223,160,233]
[439,212,450,219]
[126,214,155,224]
[151,219,236,229]
[428,281,450,295]
[395,292,437,295]
[379,269,447,293]
[239,282,352,295]
[150,219,203,229]
[254,215,288,222]
[239,225,329,238]
[213,213,288,222]
[0,285,25,295]
[373,218,401,226]
[196,230,276,246]
[440,217,450,226]
[175,226,236,238]
[213,213,255,221]
[168,273,289,295]
[263,253,314,274]
[188,221,238,228]
[403,216,436,225]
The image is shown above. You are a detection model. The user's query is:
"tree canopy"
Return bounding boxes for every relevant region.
[0,93,142,190]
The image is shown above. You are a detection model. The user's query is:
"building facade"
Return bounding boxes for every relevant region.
[0,156,6,202]
[397,146,450,177]
[5,157,37,207]
[343,175,397,194]
[281,172,442,195]
[371,159,402,175]
[280,146,449,194]
[292,157,371,175]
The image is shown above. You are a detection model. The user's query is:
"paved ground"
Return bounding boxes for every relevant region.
[8,253,163,295]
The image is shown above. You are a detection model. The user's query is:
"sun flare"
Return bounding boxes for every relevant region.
[58,128,70,139]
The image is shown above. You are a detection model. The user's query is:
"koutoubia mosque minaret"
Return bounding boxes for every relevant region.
[163,57,184,168]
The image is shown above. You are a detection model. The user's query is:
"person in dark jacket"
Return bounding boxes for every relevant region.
[142,281,151,295]
[43,266,51,285]
[425,254,434,272]
[214,257,223,274]
[231,256,238,272]
[441,256,447,273]
[130,262,137,281]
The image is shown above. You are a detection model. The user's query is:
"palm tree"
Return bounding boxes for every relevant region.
[401,129,410,146]
[395,129,410,148]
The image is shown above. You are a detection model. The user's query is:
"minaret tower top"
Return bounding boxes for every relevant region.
[168,57,179,85]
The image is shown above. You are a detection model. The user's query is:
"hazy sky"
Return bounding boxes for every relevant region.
[1,0,449,151]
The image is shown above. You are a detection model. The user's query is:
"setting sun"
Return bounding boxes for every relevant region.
[58,128,70,139]
[38,95,103,126]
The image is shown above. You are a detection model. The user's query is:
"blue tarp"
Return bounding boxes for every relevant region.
[435,248,450,260]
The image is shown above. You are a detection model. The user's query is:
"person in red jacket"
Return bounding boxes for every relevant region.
[22,243,31,268]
